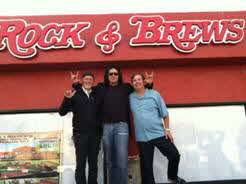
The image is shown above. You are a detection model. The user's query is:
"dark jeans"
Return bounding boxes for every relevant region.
[73,132,101,184]
[137,136,180,184]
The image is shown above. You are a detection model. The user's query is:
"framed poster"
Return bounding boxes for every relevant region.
[0,113,62,184]
[0,112,104,184]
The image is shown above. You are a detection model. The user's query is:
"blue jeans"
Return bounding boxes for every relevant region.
[103,122,129,184]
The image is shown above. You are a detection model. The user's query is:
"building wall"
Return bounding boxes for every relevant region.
[0,61,245,111]
[0,6,245,182]
[0,11,245,112]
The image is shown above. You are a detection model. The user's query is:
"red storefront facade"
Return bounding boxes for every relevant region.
[0,11,245,112]
[0,11,246,157]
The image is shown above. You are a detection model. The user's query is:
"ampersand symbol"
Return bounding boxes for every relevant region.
[95,21,122,54]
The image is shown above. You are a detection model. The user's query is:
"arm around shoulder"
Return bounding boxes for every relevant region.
[72,82,81,90]
[145,82,153,89]
[58,94,73,116]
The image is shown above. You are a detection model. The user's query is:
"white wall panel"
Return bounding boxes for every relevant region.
[153,105,246,182]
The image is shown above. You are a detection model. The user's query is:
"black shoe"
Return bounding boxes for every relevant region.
[176,177,186,184]
[168,177,186,184]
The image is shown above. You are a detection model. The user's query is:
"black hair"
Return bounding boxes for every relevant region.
[104,65,123,86]
[82,71,95,79]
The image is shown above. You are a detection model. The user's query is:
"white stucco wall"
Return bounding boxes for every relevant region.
[1,0,246,16]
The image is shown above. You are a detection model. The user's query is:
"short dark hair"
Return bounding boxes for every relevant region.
[82,71,95,79]
[131,72,145,83]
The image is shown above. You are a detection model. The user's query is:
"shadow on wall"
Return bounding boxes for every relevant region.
[198,131,235,180]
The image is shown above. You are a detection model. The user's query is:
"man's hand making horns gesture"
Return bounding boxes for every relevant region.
[63,71,81,98]
[144,71,154,84]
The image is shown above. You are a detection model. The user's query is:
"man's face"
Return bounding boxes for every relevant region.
[108,68,119,85]
[132,74,145,91]
[82,75,94,90]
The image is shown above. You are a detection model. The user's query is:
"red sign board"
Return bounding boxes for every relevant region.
[0,12,245,65]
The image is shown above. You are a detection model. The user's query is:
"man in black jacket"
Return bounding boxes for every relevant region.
[59,72,101,184]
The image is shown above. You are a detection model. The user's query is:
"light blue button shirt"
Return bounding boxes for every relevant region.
[129,89,169,142]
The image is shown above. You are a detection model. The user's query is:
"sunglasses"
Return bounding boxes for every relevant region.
[109,72,119,76]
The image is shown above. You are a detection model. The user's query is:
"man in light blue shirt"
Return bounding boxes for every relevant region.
[129,73,186,184]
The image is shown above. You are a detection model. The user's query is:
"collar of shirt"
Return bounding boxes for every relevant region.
[133,88,149,99]
[82,86,92,98]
